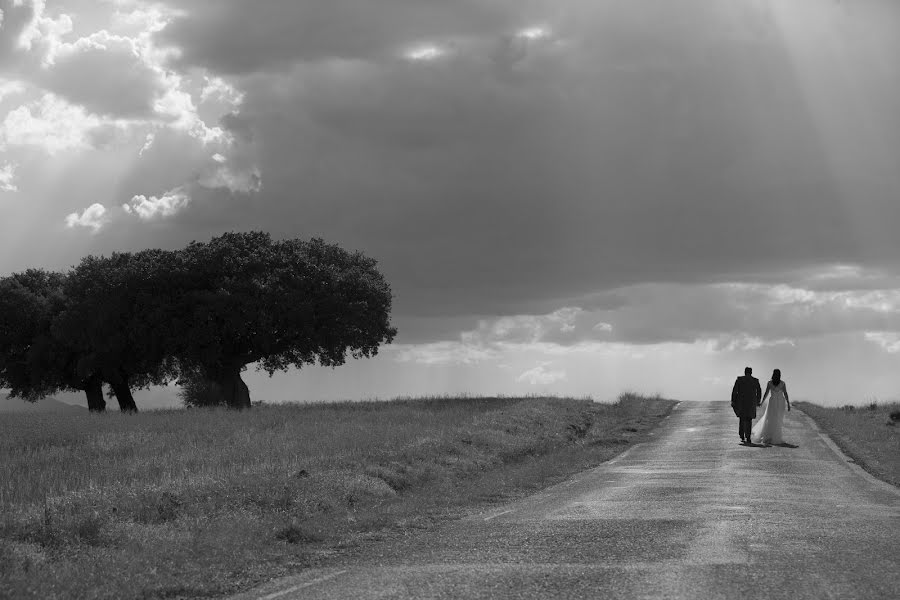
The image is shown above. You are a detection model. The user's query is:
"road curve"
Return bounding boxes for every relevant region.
[230,401,900,600]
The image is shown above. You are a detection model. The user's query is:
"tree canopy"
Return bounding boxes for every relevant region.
[0,232,397,411]
[0,269,106,410]
[170,232,397,408]
[54,250,181,412]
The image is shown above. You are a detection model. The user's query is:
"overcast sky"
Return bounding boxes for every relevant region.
[2,0,899,408]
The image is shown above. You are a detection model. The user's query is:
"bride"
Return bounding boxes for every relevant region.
[751,368,791,445]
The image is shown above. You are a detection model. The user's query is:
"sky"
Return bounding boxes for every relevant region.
[1,0,899,409]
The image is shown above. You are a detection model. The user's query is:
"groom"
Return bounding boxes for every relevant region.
[731,367,761,444]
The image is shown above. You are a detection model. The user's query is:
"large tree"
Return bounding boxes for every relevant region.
[0,270,107,412]
[171,232,397,408]
[54,250,181,412]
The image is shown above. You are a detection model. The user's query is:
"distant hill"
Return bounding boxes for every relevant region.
[0,397,86,414]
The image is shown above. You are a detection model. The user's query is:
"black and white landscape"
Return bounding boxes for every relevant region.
[1,0,899,407]
[1,2,899,600]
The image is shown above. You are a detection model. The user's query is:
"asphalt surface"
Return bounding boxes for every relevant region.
[230,401,900,599]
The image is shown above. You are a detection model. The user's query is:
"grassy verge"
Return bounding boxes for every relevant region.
[0,394,675,599]
[796,401,900,487]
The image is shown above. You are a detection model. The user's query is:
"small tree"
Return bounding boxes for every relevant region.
[171,232,397,408]
[54,250,180,412]
[0,270,107,411]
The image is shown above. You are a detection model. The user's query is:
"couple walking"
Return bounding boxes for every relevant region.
[731,367,791,445]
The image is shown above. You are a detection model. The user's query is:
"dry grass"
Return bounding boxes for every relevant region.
[0,394,675,599]
[796,401,900,487]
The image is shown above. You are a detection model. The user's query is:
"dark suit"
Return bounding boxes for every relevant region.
[731,374,761,441]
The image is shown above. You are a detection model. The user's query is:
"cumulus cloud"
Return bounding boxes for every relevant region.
[123,187,190,219]
[153,84,226,144]
[37,29,167,118]
[199,75,244,106]
[15,0,74,58]
[0,92,100,154]
[64,202,108,232]
[0,0,82,77]
[1,0,248,181]
[0,1,261,236]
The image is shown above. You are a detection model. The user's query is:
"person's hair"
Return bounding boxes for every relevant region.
[744,367,752,375]
[771,369,782,386]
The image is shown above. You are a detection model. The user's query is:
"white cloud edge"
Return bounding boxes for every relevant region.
[123,187,190,220]
[64,203,108,233]
[0,162,18,192]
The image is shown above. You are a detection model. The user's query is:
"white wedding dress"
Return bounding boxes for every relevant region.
[751,381,788,445]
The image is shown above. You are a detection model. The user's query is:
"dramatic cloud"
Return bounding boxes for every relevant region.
[141,0,899,323]
[1,0,899,406]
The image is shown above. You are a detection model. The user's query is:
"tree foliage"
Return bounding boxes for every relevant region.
[0,269,107,410]
[0,232,397,412]
[170,232,397,408]
[54,250,181,412]
[0,270,63,399]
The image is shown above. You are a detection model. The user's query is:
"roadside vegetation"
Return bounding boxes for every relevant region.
[0,393,674,599]
[796,401,900,487]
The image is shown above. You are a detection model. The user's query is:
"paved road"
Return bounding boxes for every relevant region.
[231,402,900,599]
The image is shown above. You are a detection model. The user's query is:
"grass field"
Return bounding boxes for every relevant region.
[0,393,675,599]
[796,401,900,488]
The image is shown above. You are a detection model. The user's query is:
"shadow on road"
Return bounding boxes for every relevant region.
[741,441,799,448]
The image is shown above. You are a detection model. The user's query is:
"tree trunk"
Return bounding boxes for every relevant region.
[214,366,251,409]
[84,375,106,413]
[109,375,138,413]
